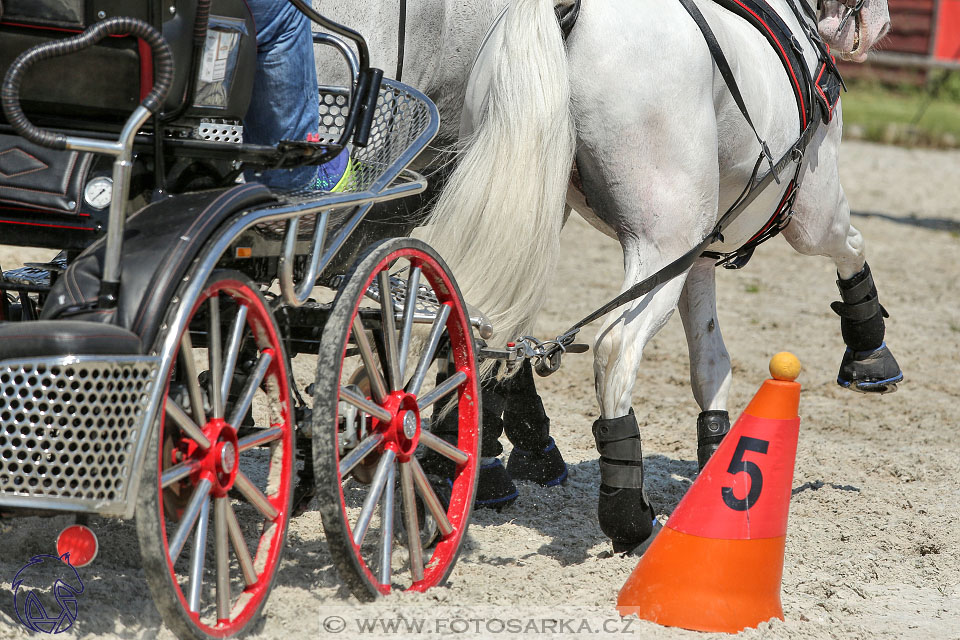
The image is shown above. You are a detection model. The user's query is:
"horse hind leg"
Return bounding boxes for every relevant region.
[678,258,733,469]
[784,127,903,392]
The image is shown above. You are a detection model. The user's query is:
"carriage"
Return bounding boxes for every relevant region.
[0,1,486,637]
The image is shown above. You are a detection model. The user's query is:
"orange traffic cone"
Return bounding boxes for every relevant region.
[617,352,803,633]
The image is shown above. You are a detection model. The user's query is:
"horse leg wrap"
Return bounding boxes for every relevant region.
[592,409,656,553]
[504,362,568,486]
[832,263,903,392]
[696,410,730,470]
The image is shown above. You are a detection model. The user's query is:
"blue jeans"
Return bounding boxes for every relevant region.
[244,0,318,190]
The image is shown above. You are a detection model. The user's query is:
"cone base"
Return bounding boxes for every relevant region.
[617,527,785,633]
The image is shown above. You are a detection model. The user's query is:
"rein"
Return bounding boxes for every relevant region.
[396,0,408,81]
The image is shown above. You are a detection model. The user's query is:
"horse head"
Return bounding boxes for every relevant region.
[817,0,890,62]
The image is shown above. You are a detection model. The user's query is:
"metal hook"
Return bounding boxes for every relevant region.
[836,0,865,36]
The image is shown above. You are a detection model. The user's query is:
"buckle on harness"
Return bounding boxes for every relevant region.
[762,141,781,184]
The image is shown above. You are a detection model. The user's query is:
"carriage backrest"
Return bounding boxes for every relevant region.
[0,0,256,129]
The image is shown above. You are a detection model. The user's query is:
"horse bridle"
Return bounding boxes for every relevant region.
[817,0,866,36]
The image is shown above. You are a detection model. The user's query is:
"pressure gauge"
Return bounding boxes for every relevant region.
[83,176,113,210]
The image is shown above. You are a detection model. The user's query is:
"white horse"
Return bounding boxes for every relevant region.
[314,0,577,508]
[421,0,902,552]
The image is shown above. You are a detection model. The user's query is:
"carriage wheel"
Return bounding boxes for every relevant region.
[314,238,480,600]
[136,270,293,640]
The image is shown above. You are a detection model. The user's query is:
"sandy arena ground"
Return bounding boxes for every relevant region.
[1,140,958,639]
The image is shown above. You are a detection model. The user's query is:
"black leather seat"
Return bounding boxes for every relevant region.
[0,320,142,360]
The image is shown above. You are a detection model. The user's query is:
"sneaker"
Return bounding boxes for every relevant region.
[312,147,352,192]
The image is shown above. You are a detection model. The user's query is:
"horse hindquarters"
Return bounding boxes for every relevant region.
[422,0,575,354]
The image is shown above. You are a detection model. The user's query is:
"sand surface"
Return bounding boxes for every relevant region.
[1,140,958,638]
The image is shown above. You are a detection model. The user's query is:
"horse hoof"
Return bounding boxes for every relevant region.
[598,485,656,552]
[507,437,569,486]
[837,342,903,393]
[614,519,663,557]
[474,458,518,510]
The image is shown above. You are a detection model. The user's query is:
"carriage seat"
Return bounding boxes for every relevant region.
[0,320,142,360]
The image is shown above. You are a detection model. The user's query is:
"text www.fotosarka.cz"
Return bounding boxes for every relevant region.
[318,606,643,636]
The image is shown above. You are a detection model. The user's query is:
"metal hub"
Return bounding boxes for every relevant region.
[220,442,237,474]
[402,411,418,439]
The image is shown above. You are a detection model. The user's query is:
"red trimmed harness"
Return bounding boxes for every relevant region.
[679,0,845,268]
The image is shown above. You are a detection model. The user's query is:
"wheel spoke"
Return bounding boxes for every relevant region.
[209,295,224,419]
[339,432,385,477]
[238,427,284,453]
[378,271,402,391]
[411,457,454,537]
[405,303,451,396]
[419,431,470,466]
[162,460,199,489]
[179,332,206,426]
[225,501,257,587]
[166,399,212,450]
[221,304,249,405]
[187,496,211,613]
[352,449,397,547]
[379,460,396,586]
[397,267,421,385]
[416,371,467,410]
[234,471,279,521]
[168,477,214,563]
[339,385,392,423]
[215,497,231,621]
[351,315,388,404]
[399,462,424,582]
[227,352,272,428]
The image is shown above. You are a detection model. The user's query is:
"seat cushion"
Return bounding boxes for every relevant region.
[0,320,142,360]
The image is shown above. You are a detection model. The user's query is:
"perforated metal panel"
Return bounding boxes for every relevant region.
[0,356,160,513]
[340,83,432,194]
[256,80,434,240]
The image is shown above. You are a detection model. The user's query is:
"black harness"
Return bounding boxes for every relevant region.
[678,0,845,268]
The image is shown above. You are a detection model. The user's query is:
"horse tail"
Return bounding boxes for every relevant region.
[422,0,575,359]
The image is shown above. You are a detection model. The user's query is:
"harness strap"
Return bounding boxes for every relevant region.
[678,0,779,181]
[567,231,719,334]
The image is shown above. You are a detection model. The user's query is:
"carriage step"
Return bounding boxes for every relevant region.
[362,271,494,339]
[0,251,68,291]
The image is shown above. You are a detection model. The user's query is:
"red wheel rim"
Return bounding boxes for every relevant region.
[326,243,480,595]
[155,277,292,636]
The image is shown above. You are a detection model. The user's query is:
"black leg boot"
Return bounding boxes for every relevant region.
[696,410,730,471]
[832,263,903,393]
[593,409,658,554]
[504,362,568,486]
[422,367,517,510]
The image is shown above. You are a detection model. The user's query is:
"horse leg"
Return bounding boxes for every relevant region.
[784,114,903,392]
[502,360,568,486]
[678,258,733,469]
[591,263,690,553]
[428,363,519,510]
